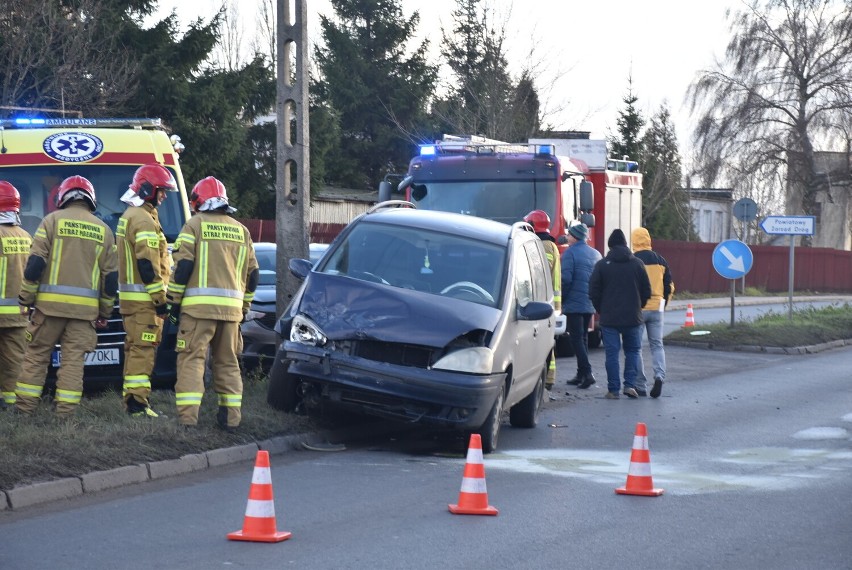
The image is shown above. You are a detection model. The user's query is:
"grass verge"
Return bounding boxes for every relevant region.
[665,303,852,348]
[0,368,319,491]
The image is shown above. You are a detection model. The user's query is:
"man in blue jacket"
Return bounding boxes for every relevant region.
[589,229,651,399]
[560,223,601,389]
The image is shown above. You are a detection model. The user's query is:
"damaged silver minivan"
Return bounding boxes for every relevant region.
[266,202,557,452]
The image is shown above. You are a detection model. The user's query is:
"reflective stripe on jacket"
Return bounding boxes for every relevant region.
[167,212,258,322]
[541,239,562,312]
[23,203,118,320]
[117,204,169,314]
[0,224,31,326]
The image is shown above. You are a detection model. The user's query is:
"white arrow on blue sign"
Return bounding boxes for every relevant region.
[712,239,753,280]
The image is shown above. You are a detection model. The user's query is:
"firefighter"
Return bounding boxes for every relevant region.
[117,164,177,417]
[166,177,258,431]
[16,176,118,417]
[523,210,562,389]
[0,181,33,409]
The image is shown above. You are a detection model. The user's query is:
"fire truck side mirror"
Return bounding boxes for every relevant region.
[579,181,594,211]
[580,212,595,228]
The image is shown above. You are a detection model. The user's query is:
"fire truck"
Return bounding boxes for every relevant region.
[378,134,643,351]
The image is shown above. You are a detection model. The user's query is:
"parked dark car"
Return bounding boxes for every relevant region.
[266,202,557,452]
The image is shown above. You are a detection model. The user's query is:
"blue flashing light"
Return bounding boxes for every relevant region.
[536,144,554,156]
[420,145,437,156]
[13,118,46,126]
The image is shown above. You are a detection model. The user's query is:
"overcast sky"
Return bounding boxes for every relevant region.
[156,1,735,154]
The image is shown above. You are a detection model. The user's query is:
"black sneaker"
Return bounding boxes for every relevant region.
[567,374,583,386]
[578,373,596,389]
[622,387,639,399]
[636,389,648,397]
[650,377,664,398]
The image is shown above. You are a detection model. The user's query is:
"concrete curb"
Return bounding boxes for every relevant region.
[1,420,397,512]
[666,337,851,354]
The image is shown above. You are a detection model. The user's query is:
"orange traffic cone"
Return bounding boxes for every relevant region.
[448,434,498,516]
[683,303,695,327]
[616,422,664,497]
[227,450,292,542]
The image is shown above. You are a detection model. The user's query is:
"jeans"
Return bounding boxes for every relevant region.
[601,324,644,394]
[633,309,666,391]
[566,313,593,375]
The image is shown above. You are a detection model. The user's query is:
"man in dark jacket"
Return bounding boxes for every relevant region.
[588,229,651,399]
[560,222,601,389]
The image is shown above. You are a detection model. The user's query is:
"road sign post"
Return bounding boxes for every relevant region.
[759,216,816,319]
[712,239,754,327]
[732,198,758,295]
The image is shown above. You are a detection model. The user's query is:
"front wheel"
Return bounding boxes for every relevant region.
[266,353,299,412]
[477,386,505,454]
[510,365,545,428]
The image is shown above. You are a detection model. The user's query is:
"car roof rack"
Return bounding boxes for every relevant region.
[366,200,416,214]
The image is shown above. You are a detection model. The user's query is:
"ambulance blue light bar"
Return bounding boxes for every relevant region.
[0,117,164,129]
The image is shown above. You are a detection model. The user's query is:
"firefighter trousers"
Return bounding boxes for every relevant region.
[175,314,243,427]
[121,309,163,407]
[16,311,97,416]
[0,325,26,405]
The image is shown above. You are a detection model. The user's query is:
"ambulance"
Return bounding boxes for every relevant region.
[0,116,191,385]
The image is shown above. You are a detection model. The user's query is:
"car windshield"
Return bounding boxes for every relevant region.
[318,221,506,308]
[1,165,186,241]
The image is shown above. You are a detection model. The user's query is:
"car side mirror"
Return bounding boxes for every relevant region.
[288,258,313,280]
[519,300,554,321]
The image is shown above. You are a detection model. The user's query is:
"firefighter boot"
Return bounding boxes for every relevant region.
[126,395,163,418]
[217,406,237,433]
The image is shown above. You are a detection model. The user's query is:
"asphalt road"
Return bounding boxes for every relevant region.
[1,342,850,570]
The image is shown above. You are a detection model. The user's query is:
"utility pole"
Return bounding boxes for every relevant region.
[275,0,310,316]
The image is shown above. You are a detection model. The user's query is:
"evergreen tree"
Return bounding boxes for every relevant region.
[609,76,644,161]
[0,1,277,218]
[639,104,695,240]
[314,0,437,189]
[434,0,540,142]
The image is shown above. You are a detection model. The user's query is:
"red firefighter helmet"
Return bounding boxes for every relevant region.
[190,176,229,212]
[56,175,97,211]
[523,210,550,233]
[0,181,21,213]
[129,164,177,203]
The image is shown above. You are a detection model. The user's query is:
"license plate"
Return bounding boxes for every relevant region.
[51,348,121,367]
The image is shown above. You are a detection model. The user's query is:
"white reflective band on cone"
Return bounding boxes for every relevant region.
[632,435,649,450]
[466,449,484,464]
[252,467,272,485]
[459,477,488,494]
[244,499,276,518]
[627,463,653,477]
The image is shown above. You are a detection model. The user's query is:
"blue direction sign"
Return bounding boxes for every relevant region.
[759,215,815,235]
[712,239,753,280]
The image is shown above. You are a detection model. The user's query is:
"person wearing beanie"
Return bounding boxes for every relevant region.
[588,228,651,399]
[630,227,675,398]
[560,222,601,389]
